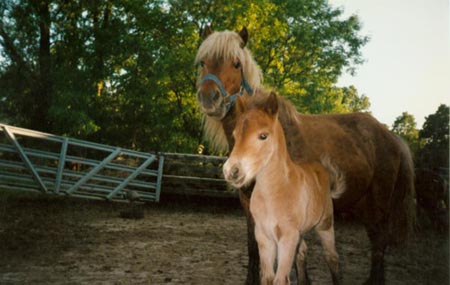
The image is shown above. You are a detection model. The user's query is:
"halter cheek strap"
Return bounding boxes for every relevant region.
[240,72,253,95]
[199,69,253,114]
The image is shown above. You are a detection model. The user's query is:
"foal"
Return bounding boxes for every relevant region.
[223,91,340,285]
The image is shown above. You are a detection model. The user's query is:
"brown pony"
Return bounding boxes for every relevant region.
[224,91,340,285]
[195,27,415,285]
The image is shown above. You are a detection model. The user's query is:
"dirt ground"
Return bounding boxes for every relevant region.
[0,190,448,285]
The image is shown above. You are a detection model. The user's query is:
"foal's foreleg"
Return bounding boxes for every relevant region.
[274,231,300,285]
[239,187,260,285]
[316,225,340,285]
[255,225,276,285]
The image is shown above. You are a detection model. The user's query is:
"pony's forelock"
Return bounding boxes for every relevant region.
[195,30,263,90]
[195,31,244,64]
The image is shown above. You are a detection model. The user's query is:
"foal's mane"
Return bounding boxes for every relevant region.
[243,89,301,132]
[196,30,266,153]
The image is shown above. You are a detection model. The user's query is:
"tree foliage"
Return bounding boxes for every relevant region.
[0,0,369,153]
[416,104,449,171]
[391,111,419,154]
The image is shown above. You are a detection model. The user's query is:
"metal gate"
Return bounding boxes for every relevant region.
[0,124,163,202]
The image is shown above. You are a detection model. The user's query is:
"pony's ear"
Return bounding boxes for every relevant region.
[236,96,247,114]
[264,91,279,116]
[202,26,213,39]
[238,27,248,47]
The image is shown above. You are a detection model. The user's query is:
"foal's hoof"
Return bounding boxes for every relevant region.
[289,270,311,285]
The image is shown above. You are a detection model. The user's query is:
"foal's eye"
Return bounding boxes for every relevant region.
[258,133,268,140]
[200,61,205,67]
[233,61,241,69]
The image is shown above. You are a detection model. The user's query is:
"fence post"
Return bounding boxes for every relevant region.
[155,153,165,202]
[55,138,68,193]
[1,125,48,193]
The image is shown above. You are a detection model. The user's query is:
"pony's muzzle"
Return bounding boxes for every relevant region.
[197,88,222,109]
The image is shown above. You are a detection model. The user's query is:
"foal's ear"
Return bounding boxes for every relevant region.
[236,96,248,114]
[202,26,213,39]
[238,27,248,47]
[264,91,279,116]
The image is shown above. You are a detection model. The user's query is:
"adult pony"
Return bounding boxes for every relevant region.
[195,27,415,285]
[224,91,340,285]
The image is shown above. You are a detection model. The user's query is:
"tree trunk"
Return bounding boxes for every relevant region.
[32,0,52,132]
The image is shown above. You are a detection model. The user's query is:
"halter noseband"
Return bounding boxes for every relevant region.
[199,69,253,114]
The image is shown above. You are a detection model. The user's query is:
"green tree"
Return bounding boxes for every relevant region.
[391,112,419,154]
[0,0,368,153]
[0,0,52,132]
[417,104,449,171]
[0,0,202,152]
[247,0,369,114]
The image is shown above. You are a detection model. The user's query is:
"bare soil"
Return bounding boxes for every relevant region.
[0,191,448,284]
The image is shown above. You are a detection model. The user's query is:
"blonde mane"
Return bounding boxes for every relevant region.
[196,30,264,153]
[202,116,229,154]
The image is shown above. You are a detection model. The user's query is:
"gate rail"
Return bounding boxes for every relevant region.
[0,124,163,202]
[160,152,236,198]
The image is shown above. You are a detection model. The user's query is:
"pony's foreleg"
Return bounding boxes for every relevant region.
[274,230,299,285]
[364,183,391,285]
[316,223,340,285]
[295,238,311,285]
[239,186,260,285]
[255,225,276,285]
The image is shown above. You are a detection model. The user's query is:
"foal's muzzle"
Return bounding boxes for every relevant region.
[223,161,246,188]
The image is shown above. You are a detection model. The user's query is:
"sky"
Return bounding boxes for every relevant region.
[329,0,450,128]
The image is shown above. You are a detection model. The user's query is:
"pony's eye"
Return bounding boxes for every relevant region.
[233,61,241,69]
[200,61,205,67]
[258,133,268,140]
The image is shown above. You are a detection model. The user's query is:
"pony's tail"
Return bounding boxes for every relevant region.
[387,137,417,245]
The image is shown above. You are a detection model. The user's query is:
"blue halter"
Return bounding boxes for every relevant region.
[199,69,253,114]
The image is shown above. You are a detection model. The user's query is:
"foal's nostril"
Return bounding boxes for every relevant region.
[231,166,239,180]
